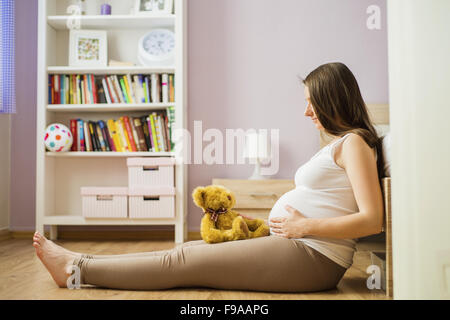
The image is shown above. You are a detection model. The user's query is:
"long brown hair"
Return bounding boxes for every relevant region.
[302,62,385,181]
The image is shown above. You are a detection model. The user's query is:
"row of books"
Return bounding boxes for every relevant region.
[48,73,175,105]
[70,108,175,153]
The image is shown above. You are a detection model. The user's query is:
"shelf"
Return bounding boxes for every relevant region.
[47,14,175,30]
[47,66,175,75]
[47,103,175,112]
[43,215,177,225]
[46,151,175,157]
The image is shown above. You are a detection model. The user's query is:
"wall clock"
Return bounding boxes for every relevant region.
[138,28,175,66]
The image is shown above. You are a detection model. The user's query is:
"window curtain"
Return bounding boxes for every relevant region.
[0,0,15,114]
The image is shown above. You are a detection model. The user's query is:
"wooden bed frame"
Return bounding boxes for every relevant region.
[319,103,393,297]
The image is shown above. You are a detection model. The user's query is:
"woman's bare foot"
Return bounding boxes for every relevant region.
[32,231,82,258]
[32,231,79,288]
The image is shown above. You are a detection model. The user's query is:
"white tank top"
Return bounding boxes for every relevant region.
[268,133,377,269]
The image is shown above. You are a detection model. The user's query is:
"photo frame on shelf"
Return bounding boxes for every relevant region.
[69,29,108,67]
[134,0,173,15]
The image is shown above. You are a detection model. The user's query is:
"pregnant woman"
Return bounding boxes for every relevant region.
[33,62,385,292]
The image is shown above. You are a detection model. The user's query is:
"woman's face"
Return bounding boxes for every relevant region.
[304,86,324,130]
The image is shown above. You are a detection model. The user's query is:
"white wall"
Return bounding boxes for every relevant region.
[0,114,11,230]
[388,0,450,299]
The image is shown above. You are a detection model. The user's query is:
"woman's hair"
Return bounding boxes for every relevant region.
[302,62,385,181]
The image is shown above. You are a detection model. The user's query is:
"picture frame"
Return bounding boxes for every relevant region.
[134,0,173,15]
[69,30,107,67]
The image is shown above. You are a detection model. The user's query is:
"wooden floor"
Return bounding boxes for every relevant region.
[0,238,389,300]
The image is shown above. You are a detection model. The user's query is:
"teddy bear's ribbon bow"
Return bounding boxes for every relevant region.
[204,207,228,223]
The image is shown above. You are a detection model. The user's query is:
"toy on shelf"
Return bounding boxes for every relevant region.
[44,123,73,152]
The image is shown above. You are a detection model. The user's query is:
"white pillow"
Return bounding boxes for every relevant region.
[381,133,391,177]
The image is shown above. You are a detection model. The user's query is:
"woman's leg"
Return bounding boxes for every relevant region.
[81,240,207,259]
[74,236,347,292]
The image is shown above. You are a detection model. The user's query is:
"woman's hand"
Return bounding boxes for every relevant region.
[269,205,309,238]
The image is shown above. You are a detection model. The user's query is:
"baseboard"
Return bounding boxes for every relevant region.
[9,230,202,241]
[0,229,11,241]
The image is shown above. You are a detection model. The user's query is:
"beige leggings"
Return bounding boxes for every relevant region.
[73,235,347,292]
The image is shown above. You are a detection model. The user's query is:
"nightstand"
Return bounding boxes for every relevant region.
[211,179,295,221]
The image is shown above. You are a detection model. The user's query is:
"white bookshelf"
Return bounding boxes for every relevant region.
[36,0,188,243]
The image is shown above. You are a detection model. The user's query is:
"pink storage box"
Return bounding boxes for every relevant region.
[128,186,175,219]
[81,187,128,218]
[127,157,175,187]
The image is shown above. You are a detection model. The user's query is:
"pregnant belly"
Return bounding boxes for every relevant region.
[268,186,358,222]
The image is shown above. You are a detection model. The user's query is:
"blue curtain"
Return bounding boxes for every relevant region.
[0,0,15,114]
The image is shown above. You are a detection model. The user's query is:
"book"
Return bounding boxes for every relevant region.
[102,120,115,151]
[83,121,92,152]
[74,75,78,104]
[138,75,146,103]
[169,74,175,102]
[122,116,137,152]
[133,117,148,152]
[107,119,123,152]
[126,74,137,103]
[109,76,120,104]
[143,77,149,103]
[164,114,171,152]
[167,106,175,150]
[155,114,166,151]
[64,75,68,104]
[146,115,156,151]
[77,119,85,151]
[69,75,73,104]
[130,116,141,151]
[48,76,52,104]
[161,73,169,103]
[83,75,89,104]
[119,77,130,103]
[54,75,59,104]
[60,75,64,104]
[116,118,129,151]
[70,119,78,151]
[123,75,134,103]
[70,75,75,104]
[151,73,160,103]
[87,75,92,104]
[94,121,103,151]
[96,78,106,103]
[98,120,112,151]
[151,113,162,151]
[132,75,140,103]
[149,114,159,152]
[91,74,97,104]
[78,75,84,104]
[95,121,107,151]
[105,76,117,103]
[113,75,125,103]
[61,76,65,104]
[141,115,151,151]
[102,77,112,104]
[88,121,98,151]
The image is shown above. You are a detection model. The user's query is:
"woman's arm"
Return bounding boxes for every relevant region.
[270,134,384,239]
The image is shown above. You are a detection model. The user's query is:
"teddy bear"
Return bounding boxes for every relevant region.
[192,184,270,244]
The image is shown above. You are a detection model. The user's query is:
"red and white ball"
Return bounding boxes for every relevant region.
[44,123,73,152]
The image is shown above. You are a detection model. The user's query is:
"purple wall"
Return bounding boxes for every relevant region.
[10,0,387,232]
[10,0,38,230]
